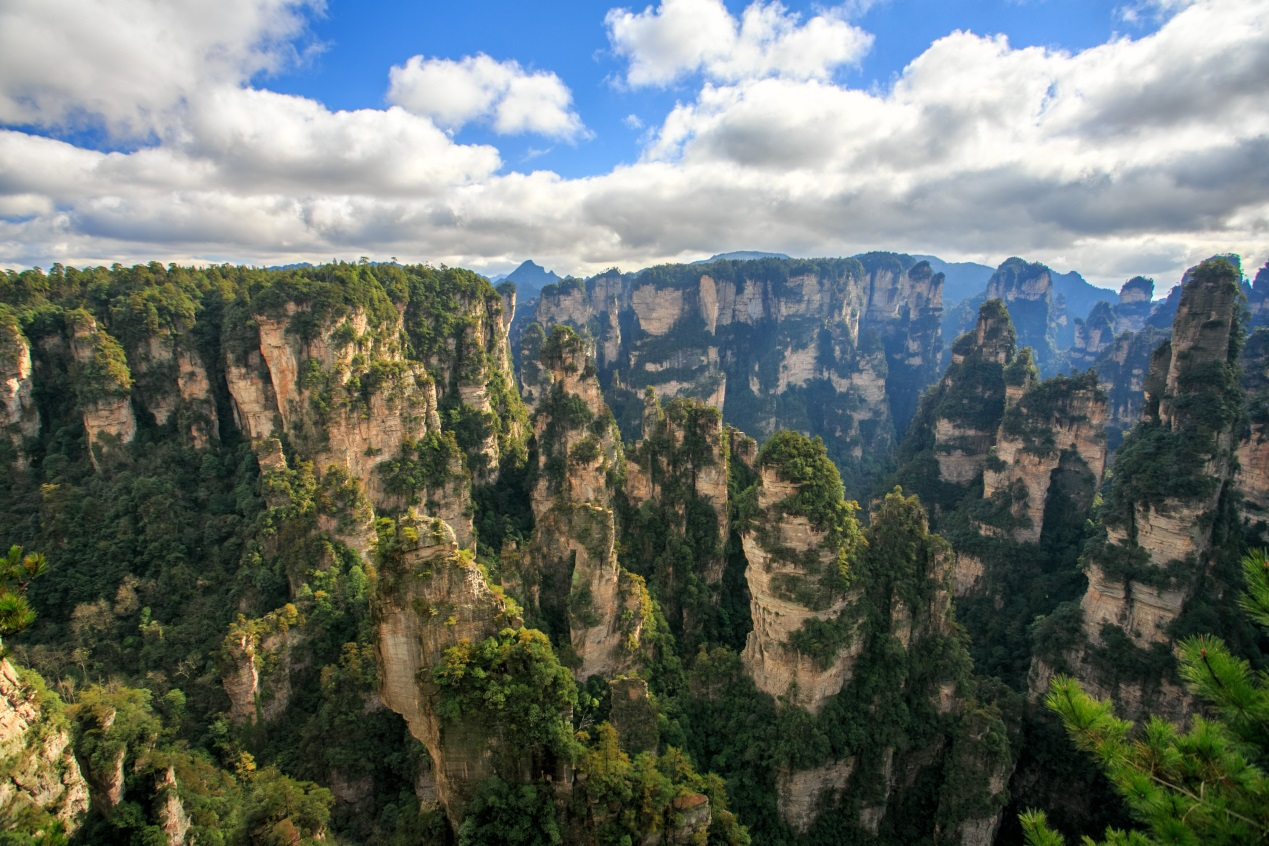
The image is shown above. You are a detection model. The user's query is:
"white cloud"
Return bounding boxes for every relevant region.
[387,54,586,140]
[0,0,321,137]
[605,0,873,87]
[0,0,1265,291]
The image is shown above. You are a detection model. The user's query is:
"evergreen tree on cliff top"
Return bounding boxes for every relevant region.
[1022,549,1269,845]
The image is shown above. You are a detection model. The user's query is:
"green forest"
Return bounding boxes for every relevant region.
[1,257,1266,846]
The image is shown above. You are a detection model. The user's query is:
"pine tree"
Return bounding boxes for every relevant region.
[0,544,46,651]
[1021,550,1269,845]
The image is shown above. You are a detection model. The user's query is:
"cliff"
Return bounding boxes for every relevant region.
[510,326,652,679]
[372,512,530,828]
[622,392,731,646]
[1031,256,1246,721]
[894,299,1017,513]
[0,659,89,837]
[66,311,137,469]
[532,255,944,488]
[984,257,1061,374]
[0,310,39,463]
[739,439,865,713]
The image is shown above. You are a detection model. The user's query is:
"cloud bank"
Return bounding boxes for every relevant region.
[0,0,1265,288]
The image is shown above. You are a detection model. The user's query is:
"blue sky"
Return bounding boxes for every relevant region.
[0,0,1265,287]
[267,0,1165,178]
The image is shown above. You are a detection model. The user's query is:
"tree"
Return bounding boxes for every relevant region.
[1021,549,1269,845]
[0,545,46,650]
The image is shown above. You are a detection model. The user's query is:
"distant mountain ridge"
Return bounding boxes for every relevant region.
[693,250,791,264]
[501,260,562,301]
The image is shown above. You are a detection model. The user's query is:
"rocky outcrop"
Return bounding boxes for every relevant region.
[740,439,864,714]
[981,372,1107,543]
[776,759,855,833]
[67,312,136,469]
[914,300,1017,495]
[623,393,731,640]
[0,312,39,463]
[533,255,944,484]
[0,659,89,836]
[1089,326,1171,443]
[227,305,474,547]
[512,327,650,679]
[1032,257,1245,720]
[1236,328,1269,527]
[983,257,1060,374]
[373,512,519,828]
[220,604,300,726]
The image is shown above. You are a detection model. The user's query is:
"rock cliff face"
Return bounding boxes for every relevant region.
[741,463,864,713]
[0,313,39,462]
[226,304,475,547]
[67,313,137,469]
[1236,328,1269,528]
[373,513,520,828]
[1031,257,1245,720]
[512,326,652,679]
[896,300,1018,512]
[981,372,1107,545]
[0,659,90,836]
[532,255,943,486]
[983,257,1061,374]
[623,393,731,642]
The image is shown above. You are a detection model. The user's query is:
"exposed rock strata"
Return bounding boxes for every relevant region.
[740,466,863,712]
[373,513,518,828]
[532,256,944,482]
[1032,257,1245,720]
[0,314,39,462]
[513,327,650,679]
[0,659,90,835]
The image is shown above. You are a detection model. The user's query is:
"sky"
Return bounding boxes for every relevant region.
[0,0,1265,289]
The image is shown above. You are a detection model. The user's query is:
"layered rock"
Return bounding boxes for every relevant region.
[1031,257,1246,720]
[532,255,944,485]
[981,372,1108,544]
[1236,328,1269,527]
[899,299,1017,504]
[623,392,731,641]
[740,435,865,713]
[983,257,1061,374]
[226,305,473,546]
[0,311,39,462]
[67,311,136,469]
[373,512,520,827]
[0,659,90,836]
[512,326,651,679]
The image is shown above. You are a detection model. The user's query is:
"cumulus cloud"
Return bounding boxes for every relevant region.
[0,0,1266,290]
[605,0,873,87]
[0,0,320,137]
[387,54,586,139]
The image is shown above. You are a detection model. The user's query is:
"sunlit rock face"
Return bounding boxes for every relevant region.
[531,255,944,487]
[1032,257,1244,722]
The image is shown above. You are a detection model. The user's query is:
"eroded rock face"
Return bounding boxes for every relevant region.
[515,328,649,679]
[740,468,863,713]
[0,316,39,462]
[924,300,1018,492]
[1035,257,1244,720]
[68,315,136,469]
[532,256,945,480]
[0,659,90,835]
[984,257,1059,374]
[624,394,731,635]
[776,759,855,833]
[373,513,514,828]
[982,373,1107,544]
[227,306,474,547]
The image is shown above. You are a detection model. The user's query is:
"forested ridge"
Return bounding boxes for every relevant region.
[1,257,1265,845]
